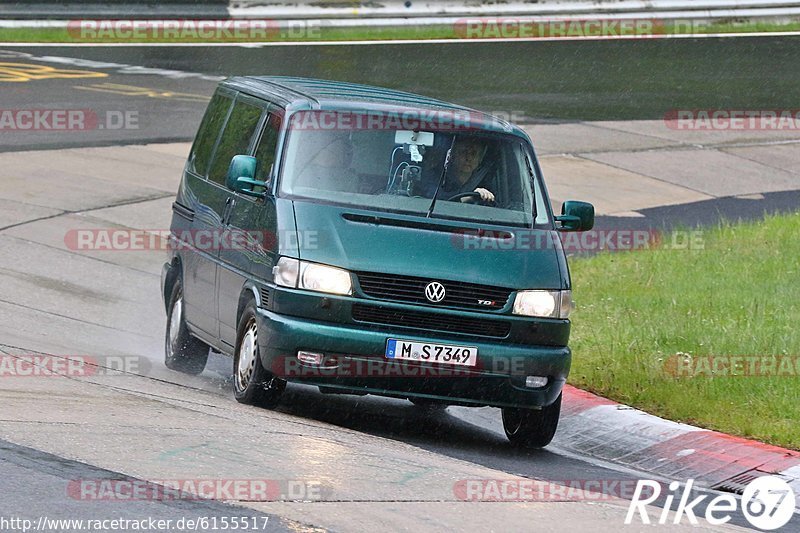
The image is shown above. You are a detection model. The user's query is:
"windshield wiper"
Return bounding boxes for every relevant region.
[426,137,456,218]
[524,150,538,226]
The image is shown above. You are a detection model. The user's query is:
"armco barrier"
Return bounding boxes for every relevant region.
[2,0,800,20]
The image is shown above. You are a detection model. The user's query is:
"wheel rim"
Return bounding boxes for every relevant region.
[167,296,183,358]
[236,319,258,392]
[502,408,523,436]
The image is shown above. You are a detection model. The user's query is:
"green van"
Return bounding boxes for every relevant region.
[161,77,594,447]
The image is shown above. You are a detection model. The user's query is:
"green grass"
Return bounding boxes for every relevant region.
[569,214,800,449]
[1,19,799,43]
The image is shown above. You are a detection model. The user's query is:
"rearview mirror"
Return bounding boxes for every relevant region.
[395,130,434,147]
[556,200,595,232]
[226,155,268,198]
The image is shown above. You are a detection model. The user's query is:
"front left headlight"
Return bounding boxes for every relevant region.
[273,257,353,296]
[300,262,353,295]
[513,290,572,319]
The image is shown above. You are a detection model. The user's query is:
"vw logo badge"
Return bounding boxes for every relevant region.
[424,281,446,303]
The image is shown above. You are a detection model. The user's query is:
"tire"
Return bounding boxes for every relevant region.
[501,393,562,449]
[165,278,209,375]
[233,302,285,408]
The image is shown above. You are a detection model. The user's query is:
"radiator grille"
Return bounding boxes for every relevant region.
[352,304,511,338]
[356,272,512,311]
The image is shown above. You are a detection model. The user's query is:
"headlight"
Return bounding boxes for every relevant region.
[301,262,352,295]
[273,257,352,296]
[513,290,572,319]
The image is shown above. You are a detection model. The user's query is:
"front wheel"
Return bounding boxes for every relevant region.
[501,393,562,448]
[233,303,285,408]
[165,279,209,375]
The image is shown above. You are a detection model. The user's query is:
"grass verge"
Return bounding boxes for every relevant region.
[569,213,800,450]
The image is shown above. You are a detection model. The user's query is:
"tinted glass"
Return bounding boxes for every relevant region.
[254,113,283,183]
[280,111,542,227]
[188,92,232,177]
[208,99,263,186]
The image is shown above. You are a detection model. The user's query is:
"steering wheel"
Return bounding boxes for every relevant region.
[447,191,495,205]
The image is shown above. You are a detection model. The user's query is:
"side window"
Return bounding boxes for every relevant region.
[188,92,233,177]
[207,99,263,186]
[254,113,283,183]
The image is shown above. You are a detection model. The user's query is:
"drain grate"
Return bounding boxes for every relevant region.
[712,470,770,495]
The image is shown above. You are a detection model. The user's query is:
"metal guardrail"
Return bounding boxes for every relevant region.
[228,0,800,18]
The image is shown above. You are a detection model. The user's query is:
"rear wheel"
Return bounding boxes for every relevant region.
[501,393,561,448]
[233,303,285,408]
[164,279,209,375]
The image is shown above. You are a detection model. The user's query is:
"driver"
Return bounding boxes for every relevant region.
[434,137,496,203]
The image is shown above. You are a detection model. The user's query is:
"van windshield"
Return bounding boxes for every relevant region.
[279,110,549,227]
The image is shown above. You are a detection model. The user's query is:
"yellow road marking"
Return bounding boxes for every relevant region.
[74,82,210,102]
[0,62,108,82]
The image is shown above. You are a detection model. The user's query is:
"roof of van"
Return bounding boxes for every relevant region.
[222,76,525,137]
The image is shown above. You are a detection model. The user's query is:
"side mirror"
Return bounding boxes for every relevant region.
[556,200,595,232]
[226,155,268,198]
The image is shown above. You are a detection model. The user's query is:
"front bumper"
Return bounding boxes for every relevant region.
[255,295,571,409]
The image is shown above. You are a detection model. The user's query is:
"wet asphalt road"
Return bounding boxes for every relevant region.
[3,34,800,148]
[0,48,216,151]
[0,439,290,532]
[5,36,800,122]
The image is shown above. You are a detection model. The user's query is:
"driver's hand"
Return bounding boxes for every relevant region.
[474,188,495,203]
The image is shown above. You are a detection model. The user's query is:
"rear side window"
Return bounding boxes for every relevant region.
[254,113,283,183]
[188,92,232,177]
[207,99,263,186]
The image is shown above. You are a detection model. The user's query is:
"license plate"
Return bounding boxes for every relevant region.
[386,339,478,367]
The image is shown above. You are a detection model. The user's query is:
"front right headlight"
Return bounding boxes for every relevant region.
[513,290,572,319]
